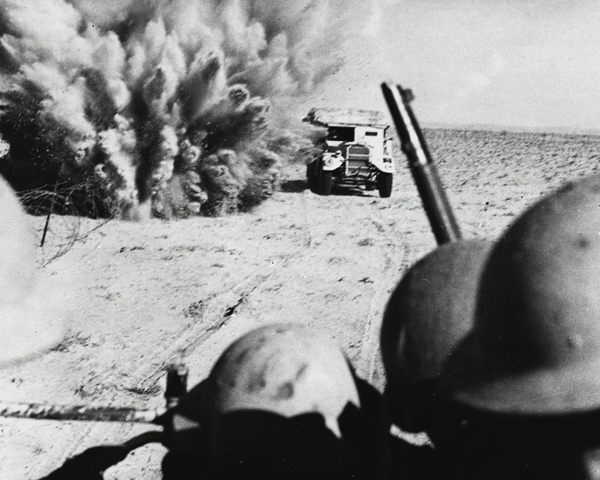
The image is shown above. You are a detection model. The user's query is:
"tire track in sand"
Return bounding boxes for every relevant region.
[359,210,411,388]
[124,194,316,395]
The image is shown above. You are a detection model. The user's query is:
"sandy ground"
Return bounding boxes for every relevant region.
[1,128,599,479]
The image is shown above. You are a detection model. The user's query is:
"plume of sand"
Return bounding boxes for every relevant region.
[21,63,95,141]
[88,30,130,111]
[0,0,372,218]
[150,125,179,218]
[199,150,245,216]
[96,115,139,218]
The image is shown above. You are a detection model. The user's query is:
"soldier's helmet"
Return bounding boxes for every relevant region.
[0,175,66,367]
[380,240,492,432]
[171,323,390,479]
[442,174,600,414]
[203,323,360,436]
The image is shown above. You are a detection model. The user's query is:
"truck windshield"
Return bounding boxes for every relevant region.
[327,127,354,142]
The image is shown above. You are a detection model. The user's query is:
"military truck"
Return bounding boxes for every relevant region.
[303,108,395,197]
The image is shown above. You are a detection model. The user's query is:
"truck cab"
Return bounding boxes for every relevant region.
[303,108,395,197]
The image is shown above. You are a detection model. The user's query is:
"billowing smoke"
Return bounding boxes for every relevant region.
[0,0,365,218]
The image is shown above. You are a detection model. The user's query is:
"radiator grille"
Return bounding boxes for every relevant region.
[347,145,370,156]
[346,145,370,173]
[347,158,369,171]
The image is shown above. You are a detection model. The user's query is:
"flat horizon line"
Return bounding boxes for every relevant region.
[422,122,600,136]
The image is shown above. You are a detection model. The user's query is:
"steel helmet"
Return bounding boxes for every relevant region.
[171,324,389,479]
[0,175,66,366]
[204,323,360,436]
[442,174,600,414]
[380,240,492,432]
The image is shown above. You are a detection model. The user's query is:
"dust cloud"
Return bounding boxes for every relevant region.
[0,0,375,218]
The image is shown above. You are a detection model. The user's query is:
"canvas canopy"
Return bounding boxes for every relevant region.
[303,108,388,128]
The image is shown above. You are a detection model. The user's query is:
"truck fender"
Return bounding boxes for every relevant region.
[371,155,395,173]
[322,153,345,171]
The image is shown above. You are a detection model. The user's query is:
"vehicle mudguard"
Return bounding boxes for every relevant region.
[322,153,345,171]
[370,155,395,174]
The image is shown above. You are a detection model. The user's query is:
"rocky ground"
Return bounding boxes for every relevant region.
[1,128,599,479]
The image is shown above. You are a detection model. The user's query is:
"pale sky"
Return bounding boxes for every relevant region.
[300,1,600,132]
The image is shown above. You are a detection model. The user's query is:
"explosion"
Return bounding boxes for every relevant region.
[0,0,364,218]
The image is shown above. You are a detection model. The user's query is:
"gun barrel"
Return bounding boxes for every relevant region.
[0,401,166,423]
[0,363,186,425]
[381,82,461,245]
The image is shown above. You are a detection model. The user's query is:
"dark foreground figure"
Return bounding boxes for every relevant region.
[382,173,600,480]
[39,376,399,480]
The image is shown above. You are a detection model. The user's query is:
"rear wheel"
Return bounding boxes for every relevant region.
[319,170,333,196]
[378,172,393,198]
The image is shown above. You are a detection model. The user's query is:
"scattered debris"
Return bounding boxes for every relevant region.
[182,300,207,319]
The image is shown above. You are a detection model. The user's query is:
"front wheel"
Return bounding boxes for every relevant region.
[319,170,333,196]
[378,172,393,198]
[306,162,319,193]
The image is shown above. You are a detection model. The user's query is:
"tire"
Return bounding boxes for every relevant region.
[365,182,376,191]
[307,163,319,193]
[378,172,393,198]
[319,170,333,196]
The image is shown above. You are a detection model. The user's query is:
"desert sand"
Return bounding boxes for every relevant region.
[1,128,599,478]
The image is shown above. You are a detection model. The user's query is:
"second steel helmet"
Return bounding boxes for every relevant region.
[442,174,600,414]
[380,240,492,432]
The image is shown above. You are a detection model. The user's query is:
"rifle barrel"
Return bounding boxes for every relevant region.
[0,363,186,425]
[0,401,166,424]
[381,82,462,245]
